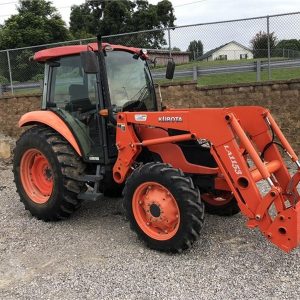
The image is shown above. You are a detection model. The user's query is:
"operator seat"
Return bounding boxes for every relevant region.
[65,84,95,113]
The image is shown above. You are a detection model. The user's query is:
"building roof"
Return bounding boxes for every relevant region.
[198,41,252,60]
[147,49,190,56]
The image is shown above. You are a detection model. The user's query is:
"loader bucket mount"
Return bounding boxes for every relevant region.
[113,106,300,252]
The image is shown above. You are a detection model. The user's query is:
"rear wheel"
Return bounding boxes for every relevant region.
[13,126,86,221]
[123,162,205,252]
[201,190,240,216]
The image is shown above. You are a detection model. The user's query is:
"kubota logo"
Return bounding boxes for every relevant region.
[224,145,242,175]
[158,116,183,122]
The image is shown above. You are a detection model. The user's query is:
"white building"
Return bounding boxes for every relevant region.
[199,41,253,61]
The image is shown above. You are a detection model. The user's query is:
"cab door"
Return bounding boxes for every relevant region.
[44,55,106,163]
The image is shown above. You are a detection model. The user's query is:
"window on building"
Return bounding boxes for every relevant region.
[218,55,227,60]
[240,54,248,59]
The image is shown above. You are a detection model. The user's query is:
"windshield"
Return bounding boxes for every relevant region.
[105,51,156,111]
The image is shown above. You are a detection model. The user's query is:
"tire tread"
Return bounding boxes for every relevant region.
[13,125,86,221]
[123,162,205,253]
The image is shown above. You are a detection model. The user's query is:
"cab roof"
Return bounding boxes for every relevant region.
[34,43,142,62]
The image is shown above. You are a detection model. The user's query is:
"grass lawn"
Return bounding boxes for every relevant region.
[198,68,300,86]
[152,57,287,72]
[5,64,300,96]
[154,67,300,86]
[14,87,41,95]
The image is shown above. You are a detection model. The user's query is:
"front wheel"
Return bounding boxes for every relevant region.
[123,162,205,252]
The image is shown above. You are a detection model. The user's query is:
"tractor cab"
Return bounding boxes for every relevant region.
[35,44,157,113]
[35,43,160,164]
[42,44,157,114]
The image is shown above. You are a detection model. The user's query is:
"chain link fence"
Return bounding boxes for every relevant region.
[0,11,300,95]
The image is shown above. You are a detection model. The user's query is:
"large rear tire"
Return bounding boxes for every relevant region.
[13,126,86,221]
[123,162,205,252]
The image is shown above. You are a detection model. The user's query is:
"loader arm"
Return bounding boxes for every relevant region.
[113,106,300,252]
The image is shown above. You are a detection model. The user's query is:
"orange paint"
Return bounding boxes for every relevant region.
[34,43,143,62]
[19,111,82,156]
[132,182,180,241]
[139,133,194,146]
[251,160,282,182]
[137,126,219,175]
[228,113,271,180]
[266,111,299,162]
[113,106,300,252]
[20,149,53,204]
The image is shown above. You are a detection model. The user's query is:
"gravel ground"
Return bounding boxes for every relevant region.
[1,159,300,300]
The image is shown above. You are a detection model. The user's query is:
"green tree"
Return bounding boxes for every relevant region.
[0,0,71,81]
[187,40,203,61]
[250,31,277,58]
[275,39,300,58]
[69,0,108,39]
[0,0,71,49]
[69,0,175,48]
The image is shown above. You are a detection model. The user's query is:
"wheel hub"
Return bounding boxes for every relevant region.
[20,149,54,204]
[150,203,161,218]
[132,182,180,241]
[43,167,53,181]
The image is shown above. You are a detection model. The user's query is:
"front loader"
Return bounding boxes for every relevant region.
[13,38,300,253]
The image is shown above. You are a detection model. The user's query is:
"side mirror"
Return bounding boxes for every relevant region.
[166,59,175,79]
[80,51,99,74]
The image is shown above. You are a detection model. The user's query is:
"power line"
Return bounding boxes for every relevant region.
[0,1,17,5]
[0,14,13,18]
[0,4,71,19]
[174,0,209,8]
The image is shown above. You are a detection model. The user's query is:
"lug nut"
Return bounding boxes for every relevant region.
[255,215,261,221]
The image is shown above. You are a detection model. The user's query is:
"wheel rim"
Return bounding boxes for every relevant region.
[132,182,180,241]
[202,191,233,206]
[20,149,53,204]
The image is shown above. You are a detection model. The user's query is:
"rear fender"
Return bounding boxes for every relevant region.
[19,111,82,156]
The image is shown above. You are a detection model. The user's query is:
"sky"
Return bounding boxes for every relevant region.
[0,0,299,51]
[0,0,299,27]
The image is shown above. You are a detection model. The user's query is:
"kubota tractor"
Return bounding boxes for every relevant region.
[13,38,300,253]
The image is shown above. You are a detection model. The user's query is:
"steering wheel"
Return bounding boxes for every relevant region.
[76,108,98,124]
[122,99,147,112]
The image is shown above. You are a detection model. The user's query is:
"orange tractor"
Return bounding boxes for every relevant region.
[13,38,300,253]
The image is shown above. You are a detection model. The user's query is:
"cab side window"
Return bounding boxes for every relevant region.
[49,55,97,113]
